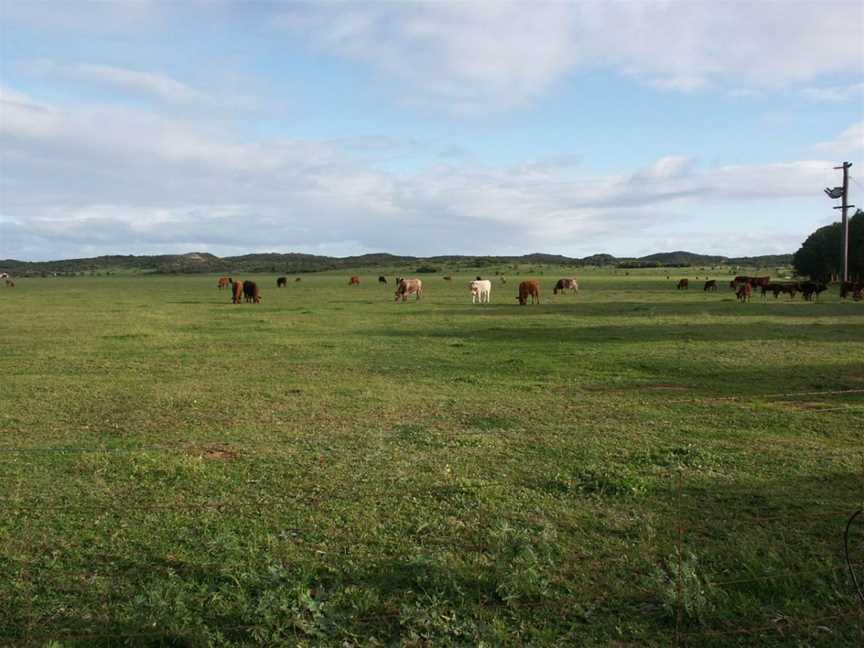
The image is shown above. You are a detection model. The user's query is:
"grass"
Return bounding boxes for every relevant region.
[1,268,863,646]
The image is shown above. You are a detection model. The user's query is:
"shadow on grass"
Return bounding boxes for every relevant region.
[364,320,864,344]
[430,299,863,319]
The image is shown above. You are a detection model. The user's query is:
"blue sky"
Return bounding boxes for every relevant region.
[1,1,862,261]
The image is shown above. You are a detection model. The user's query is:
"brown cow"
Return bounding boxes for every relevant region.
[277,277,287,288]
[730,275,750,289]
[703,279,717,291]
[736,283,753,302]
[395,278,422,301]
[553,278,579,295]
[676,278,689,289]
[231,279,243,304]
[5,280,15,288]
[243,280,261,303]
[762,282,799,299]
[217,276,230,289]
[750,276,770,288]
[517,280,540,305]
[349,276,360,286]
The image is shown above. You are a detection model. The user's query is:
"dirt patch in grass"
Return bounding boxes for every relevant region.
[580,382,689,394]
[777,401,840,411]
[187,445,238,461]
[642,383,689,391]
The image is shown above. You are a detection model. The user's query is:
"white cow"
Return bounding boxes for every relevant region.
[470,280,492,304]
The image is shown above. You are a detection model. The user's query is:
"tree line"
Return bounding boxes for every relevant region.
[793,210,863,281]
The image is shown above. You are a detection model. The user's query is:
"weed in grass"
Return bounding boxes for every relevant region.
[652,549,723,626]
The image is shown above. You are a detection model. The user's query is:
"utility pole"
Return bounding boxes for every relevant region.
[826,162,854,282]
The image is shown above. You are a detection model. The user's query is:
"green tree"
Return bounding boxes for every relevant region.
[793,210,863,281]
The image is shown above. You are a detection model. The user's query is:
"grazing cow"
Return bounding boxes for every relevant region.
[750,276,770,288]
[517,280,540,305]
[800,281,827,302]
[349,276,360,286]
[553,278,579,295]
[443,276,452,281]
[677,278,689,290]
[378,276,387,285]
[277,277,287,288]
[243,280,261,304]
[231,280,244,304]
[295,277,302,282]
[736,283,753,302]
[730,275,750,289]
[217,276,230,290]
[470,279,492,304]
[5,280,14,288]
[703,279,717,291]
[395,278,422,302]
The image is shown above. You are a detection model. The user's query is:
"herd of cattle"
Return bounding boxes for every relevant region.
[674,274,863,302]
[216,274,578,305]
[216,273,863,305]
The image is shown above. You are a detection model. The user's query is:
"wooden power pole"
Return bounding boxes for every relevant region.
[834,162,854,282]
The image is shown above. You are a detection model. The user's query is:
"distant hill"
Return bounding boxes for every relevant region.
[0,250,793,276]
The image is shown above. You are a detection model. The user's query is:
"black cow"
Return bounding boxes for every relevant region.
[243,280,261,304]
[800,281,827,302]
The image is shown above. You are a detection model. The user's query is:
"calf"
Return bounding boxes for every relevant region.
[470,279,492,304]
[736,283,752,302]
[218,276,230,289]
[378,276,387,285]
[517,280,540,305]
[349,276,360,286]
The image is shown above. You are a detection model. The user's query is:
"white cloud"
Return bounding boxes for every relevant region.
[813,122,864,155]
[22,59,203,103]
[0,86,852,260]
[802,83,864,102]
[274,1,864,108]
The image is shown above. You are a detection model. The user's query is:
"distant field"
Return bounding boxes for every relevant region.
[2,269,863,646]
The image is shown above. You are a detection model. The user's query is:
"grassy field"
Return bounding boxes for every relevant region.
[1,269,863,647]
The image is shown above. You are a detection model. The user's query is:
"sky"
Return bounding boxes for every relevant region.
[1,0,863,261]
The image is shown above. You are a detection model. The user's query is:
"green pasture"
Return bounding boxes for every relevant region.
[1,270,862,646]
